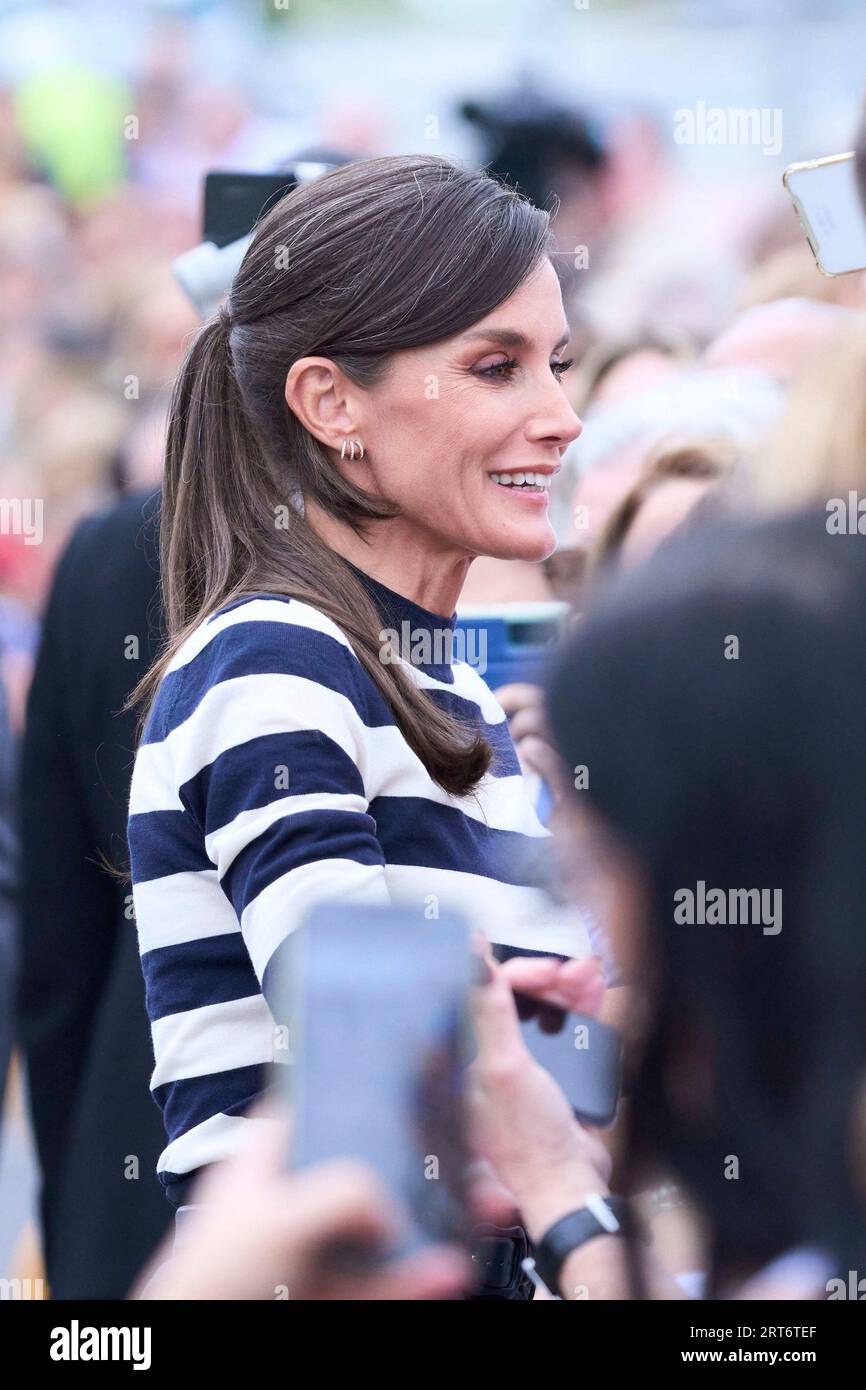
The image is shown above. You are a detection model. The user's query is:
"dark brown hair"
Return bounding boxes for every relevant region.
[130,154,554,795]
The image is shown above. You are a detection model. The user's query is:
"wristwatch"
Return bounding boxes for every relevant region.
[533,1193,634,1297]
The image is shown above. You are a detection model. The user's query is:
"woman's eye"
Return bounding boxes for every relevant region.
[476,357,519,379]
[551,357,575,380]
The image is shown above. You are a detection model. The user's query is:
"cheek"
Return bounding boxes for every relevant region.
[369,374,523,510]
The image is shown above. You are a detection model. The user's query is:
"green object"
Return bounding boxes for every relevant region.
[14,63,131,207]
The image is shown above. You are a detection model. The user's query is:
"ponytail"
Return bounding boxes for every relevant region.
[129,312,492,799]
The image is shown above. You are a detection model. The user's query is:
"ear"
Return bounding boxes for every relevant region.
[284,357,362,451]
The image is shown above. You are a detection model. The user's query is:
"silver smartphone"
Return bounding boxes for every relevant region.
[270,901,476,1258]
[783,152,866,276]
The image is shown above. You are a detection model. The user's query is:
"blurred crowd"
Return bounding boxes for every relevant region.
[3,1,866,1304]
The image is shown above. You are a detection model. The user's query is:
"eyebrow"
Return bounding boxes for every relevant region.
[460,327,572,353]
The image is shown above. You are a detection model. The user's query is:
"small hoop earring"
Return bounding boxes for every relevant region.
[340,438,365,461]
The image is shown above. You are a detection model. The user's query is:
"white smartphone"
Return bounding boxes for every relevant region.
[783,152,866,276]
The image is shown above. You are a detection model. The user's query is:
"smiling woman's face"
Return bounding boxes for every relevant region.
[351,258,582,564]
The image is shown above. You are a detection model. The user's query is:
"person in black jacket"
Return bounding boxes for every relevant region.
[17,487,171,1298]
[0,675,19,1123]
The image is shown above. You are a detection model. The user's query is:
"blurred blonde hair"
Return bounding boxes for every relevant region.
[754,312,866,510]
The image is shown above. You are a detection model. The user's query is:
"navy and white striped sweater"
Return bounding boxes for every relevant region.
[128,569,588,1207]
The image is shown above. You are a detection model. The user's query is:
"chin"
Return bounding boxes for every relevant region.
[484,523,557,564]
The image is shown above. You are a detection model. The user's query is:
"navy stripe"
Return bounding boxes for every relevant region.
[143,618,391,744]
[158,1168,205,1208]
[207,591,293,622]
[141,931,260,1022]
[221,808,385,918]
[427,688,521,775]
[370,795,536,885]
[128,808,213,883]
[154,1062,276,1147]
[181,729,366,835]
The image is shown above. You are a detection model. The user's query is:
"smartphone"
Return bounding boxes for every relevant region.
[270,901,475,1258]
[783,152,866,276]
[202,170,300,247]
[515,993,622,1128]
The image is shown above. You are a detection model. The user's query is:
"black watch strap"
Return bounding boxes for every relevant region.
[534,1195,633,1296]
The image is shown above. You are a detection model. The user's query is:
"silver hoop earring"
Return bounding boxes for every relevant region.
[340,438,365,461]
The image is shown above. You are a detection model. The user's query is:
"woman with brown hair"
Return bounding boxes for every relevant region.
[126,154,590,1216]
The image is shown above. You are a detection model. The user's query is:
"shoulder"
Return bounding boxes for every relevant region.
[141,593,387,746]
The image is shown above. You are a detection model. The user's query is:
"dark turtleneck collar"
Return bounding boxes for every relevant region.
[343,558,457,684]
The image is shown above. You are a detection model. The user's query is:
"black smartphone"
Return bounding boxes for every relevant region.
[203,170,299,247]
[516,993,622,1127]
[270,901,475,1259]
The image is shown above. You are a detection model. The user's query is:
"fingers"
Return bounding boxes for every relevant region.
[499,955,563,994]
[469,954,527,1065]
[507,705,547,744]
[500,954,606,1019]
[275,1159,403,1257]
[494,682,544,717]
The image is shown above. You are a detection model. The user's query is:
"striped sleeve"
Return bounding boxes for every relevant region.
[135,598,392,1010]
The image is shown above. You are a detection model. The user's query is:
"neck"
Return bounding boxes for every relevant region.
[305,499,471,618]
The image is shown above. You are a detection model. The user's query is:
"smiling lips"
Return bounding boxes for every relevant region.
[489,470,554,493]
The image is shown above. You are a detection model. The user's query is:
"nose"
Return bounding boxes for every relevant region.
[525,373,583,452]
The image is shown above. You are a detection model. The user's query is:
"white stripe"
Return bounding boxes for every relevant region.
[410,660,509,725]
[128,672,370,815]
[205,790,369,877]
[240,858,392,982]
[150,993,276,1089]
[156,1111,274,1176]
[381,864,592,958]
[135,869,240,954]
[128,741,183,815]
[167,596,354,673]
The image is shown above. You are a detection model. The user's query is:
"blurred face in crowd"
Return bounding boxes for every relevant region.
[618,476,717,570]
[292,258,582,590]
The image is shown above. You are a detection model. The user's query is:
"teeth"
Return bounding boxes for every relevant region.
[490,471,549,487]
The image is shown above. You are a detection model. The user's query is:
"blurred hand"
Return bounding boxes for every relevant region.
[467,948,611,1237]
[495,682,571,800]
[499,952,606,1022]
[134,1112,469,1301]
